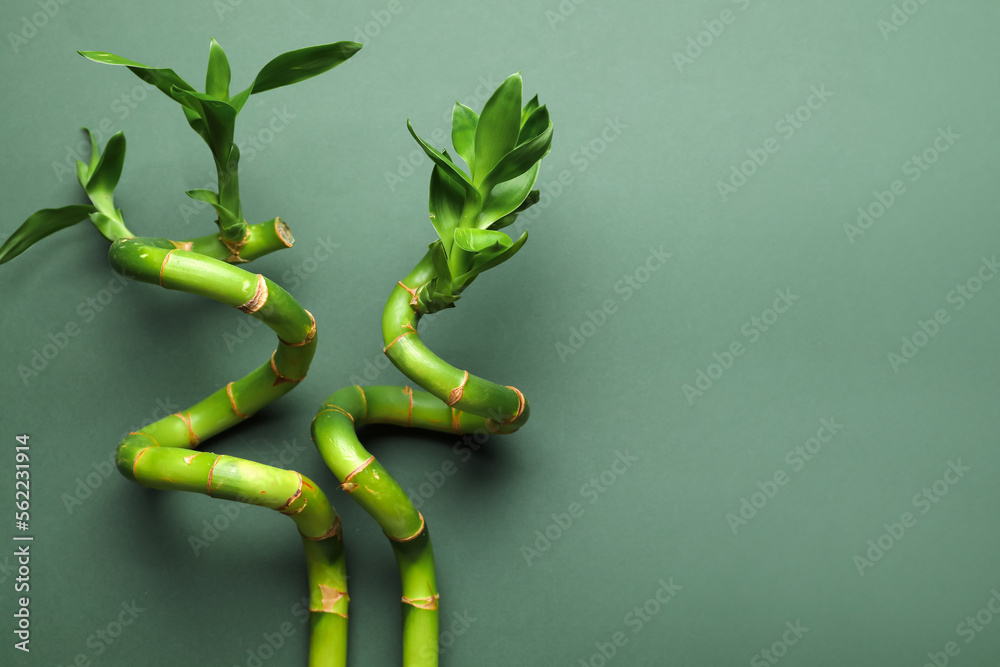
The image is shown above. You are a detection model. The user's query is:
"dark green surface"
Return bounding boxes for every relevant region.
[2,1,999,665]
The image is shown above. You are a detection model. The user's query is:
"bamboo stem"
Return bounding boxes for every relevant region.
[107,234,347,663]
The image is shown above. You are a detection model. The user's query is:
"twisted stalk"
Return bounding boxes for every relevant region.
[311,290,526,666]
[1,37,365,664]
[310,71,550,666]
[107,229,352,665]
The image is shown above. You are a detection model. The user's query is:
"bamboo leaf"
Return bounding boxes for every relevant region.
[456,231,528,283]
[430,240,451,283]
[454,228,512,254]
[518,105,549,145]
[172,87,237,163]
[87,131,126,207]
[520,94,540,126]
[478,162,539,229]
[206,38,232,100]
[408,121,476,194]
[185,189,220,205]
[473,73,522,184]
[78,51,198,110]
[429,164,465,250]
[483,122,552,189]
[451,102,478,170]
[0,205,97,264]
[250,41,362,94]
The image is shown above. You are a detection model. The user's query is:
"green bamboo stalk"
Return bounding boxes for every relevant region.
[108,234,351,665]
[311,385,513,666]
[382,251,528,431]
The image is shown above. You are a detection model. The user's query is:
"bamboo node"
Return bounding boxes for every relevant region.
[314,584,349,614]
[403,386,414,427]
[238,274,269,314]
[445,371,470,406]
[383,329,415,353]
[401,594,440,611]
[387,513,426,542]
[158,249,175,287]
[226,382,252,419]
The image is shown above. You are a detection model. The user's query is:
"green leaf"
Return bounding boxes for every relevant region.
[451,102,478,170]
[0,205,97,264]
[473,73,522,184]
[84,128,100,182]
[408,121,476,194]
[206,38,232,100]
[185,189,220,205]
[478,162,539,229]
[429,165,465,250]
[429,240,452,283]
[250,41,362,94]
[229,85,252,113]
[454,228,513,254]
[518,105,549,145]
[484,122,552,189]
[456,231,528,284]
[172,87,237,163]
[182,106,210,142]
[521,94,540,126]
[86,132,126,217]
[75,160,89,188]
[78,50,198,110]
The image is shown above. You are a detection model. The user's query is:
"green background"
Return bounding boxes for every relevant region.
[2,1,999,665]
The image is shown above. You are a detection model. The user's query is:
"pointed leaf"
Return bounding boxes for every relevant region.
[430,240,451,283]
[429,165,465,249]
[518,105,549,145]
[473,73,522,184]
[206,38,232,100]
[87,132,126,214]
[0,205,97,264]
[451,102,478,170]
[456,231,528,283]
[484,122,552,189]
[250,41,362,94]
[75,160,89,188]
[521,94,540,126]
[172,87,237,163]
[83,127,101,181]
[453,228,512,254]
[78,51,198,110]
[182,106,210,142]
[478,162,539,229]
[229,85,252,113]
[185,189,220,205]
[408,121,476,194]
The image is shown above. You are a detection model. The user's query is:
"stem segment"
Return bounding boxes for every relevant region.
[107,234,348,665]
